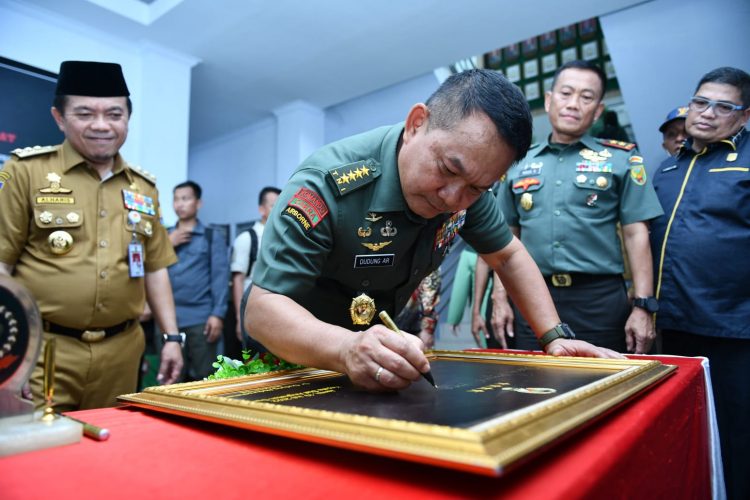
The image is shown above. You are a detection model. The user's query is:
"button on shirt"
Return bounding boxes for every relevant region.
[497,135,663,275]
[651,129,750,338]
[252,124,513,328]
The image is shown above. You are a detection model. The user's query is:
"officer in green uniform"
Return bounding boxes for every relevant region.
[494,60,663,353]
[0,61,183,410]
[245,69,623,392]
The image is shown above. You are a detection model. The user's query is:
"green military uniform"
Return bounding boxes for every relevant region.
[497,135,663,350]
[252,124,512,330]
[0,141,177,409]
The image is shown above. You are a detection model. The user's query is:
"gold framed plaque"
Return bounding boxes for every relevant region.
[119,351,674,476]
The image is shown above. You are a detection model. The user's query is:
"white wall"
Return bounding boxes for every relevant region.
[601,0,750,168]
[325,72,440,143]
[0,1,196,225]
[188,118,277,230]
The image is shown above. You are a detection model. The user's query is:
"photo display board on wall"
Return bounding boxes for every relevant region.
[483,18,618,109]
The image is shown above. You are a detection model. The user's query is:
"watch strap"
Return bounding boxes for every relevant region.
[538,323,575,349]
[163,332,186,347]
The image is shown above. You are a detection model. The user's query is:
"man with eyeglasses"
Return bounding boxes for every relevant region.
[650,66,750,500]
[486,60,663,354]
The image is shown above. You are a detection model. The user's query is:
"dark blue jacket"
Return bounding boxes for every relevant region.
[651,128,750,338]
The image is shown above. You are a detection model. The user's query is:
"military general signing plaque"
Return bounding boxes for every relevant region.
[119,350,675,476]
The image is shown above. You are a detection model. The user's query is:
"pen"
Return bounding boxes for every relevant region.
[60,414,111,441]
[378,310,437,388]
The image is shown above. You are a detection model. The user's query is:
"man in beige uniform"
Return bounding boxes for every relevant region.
[0,61,183,410]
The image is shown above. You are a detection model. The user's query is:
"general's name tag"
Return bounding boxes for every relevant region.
[353,253,394,268]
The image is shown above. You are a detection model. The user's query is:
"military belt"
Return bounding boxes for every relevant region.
[545,273,621,288]
[43,319,133,342]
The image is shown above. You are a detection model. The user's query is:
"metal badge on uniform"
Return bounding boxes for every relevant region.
[350,293,376,326]
[48,231,73,255]
[727,152,738,162]
[595,176,608,188]
[520,192,533,211]
[586,194,598,207]
[128,240,145,278]
[576,174,587,184]
[122,189,156,216]
[39,173,72,194]
[380,220,398,237]
[39,211,53,224]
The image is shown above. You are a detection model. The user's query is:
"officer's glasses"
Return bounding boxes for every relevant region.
[689,96,747,117]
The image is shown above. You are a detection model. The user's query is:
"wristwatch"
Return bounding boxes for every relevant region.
[538,323,576,349]
[163,332,186,348]
[633,296,659,313]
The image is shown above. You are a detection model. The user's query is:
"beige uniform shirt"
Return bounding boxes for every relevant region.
[0,141,177,329]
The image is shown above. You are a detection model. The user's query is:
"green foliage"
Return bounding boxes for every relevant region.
[207,350,303,380]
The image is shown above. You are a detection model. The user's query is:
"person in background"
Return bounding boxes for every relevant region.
[244,69,622,393]
[229,186,280,351]
[0,60,182,410]
[658,106,689,156]
[650,67,750,500]
[168,180,229,381]
[492,60,663,354]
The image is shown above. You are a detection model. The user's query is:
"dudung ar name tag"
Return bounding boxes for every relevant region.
[354,254,394,268]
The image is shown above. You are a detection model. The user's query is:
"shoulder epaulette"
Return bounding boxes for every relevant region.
[11,145,58,158]
[129,165,157,184]
[327,159,381,197]
[597,138,636,151]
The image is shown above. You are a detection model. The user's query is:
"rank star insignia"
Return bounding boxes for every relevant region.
[350,293,376,326]
[39,172,72,194]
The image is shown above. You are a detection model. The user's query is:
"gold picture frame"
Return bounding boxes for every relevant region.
[119,350,674,476]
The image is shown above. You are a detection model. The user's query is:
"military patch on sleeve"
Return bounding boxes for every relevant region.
[630,164,647,185]
[328,159,380,196]
[283,187,329,232]
[597,139,636,151]
[0,171,10,192]
[11,145,58,158]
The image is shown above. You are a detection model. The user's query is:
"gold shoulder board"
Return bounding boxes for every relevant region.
[129,165,157,184]
[11,145,59,158]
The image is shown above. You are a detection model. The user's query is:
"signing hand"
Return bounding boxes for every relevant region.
[340,325,429,391]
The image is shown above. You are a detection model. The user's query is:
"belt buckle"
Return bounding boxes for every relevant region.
[81,329,106,342]
[551,273,572,287]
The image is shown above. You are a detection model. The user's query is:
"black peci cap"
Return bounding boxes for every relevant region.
[55,61,130,97]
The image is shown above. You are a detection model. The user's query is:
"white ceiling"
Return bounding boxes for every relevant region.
[19,0,649,146]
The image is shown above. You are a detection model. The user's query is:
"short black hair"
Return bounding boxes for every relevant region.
[550,60,607,100]
[258,186,281,206]
[425,69,532,163]
[53,95,133,116]
[174,180,202,199]
[695,66,750,107]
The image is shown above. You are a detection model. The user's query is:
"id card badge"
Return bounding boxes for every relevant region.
[128,239,145,278]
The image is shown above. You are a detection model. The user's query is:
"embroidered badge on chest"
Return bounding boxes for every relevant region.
[122,189,156,216]
[434,210,466,254]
